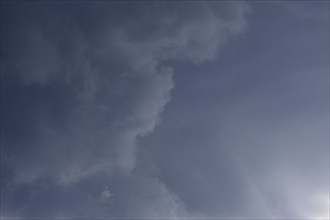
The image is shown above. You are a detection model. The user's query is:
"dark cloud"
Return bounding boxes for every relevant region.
[1,1,249,218]
[1,1,328,219]
[2,172,186,219]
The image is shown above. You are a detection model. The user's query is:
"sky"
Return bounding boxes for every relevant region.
[0,1,329,219]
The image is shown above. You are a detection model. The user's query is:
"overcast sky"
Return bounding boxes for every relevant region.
[0,1,329,219]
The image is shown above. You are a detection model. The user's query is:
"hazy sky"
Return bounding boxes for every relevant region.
[1,1,329,219]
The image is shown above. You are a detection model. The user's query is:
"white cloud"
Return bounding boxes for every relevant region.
[100,186,112,201]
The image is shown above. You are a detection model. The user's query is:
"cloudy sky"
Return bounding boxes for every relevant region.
[0,1,329,219]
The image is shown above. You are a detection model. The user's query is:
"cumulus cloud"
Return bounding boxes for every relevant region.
[0,1,249,218]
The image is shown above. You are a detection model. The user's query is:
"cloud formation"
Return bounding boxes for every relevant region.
[1,1,249,218]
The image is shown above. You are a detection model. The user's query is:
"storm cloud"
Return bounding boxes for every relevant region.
[1,1,328,219]
[1,1,249,218]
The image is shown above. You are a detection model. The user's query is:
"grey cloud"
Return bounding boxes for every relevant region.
[1,1,328,219]
[2,172,186,219]
[138,3,329,218]
[1,2,249,182]
[1,1,249,218]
